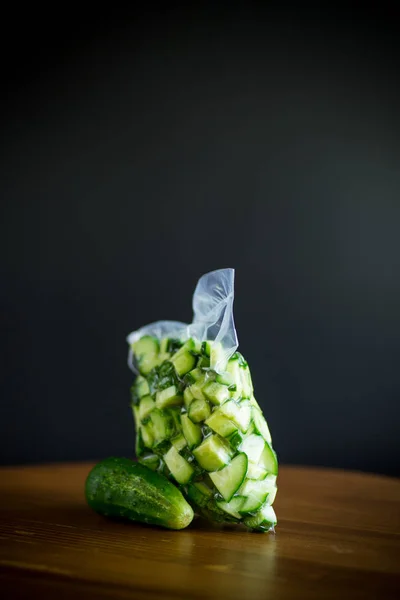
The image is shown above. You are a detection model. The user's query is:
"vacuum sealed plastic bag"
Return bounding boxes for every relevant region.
[127,268,278,532]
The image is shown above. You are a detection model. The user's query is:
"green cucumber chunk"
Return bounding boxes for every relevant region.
[193,435,232,471]
[164,446,194,484]
[181,413,202,448]
[209,452,248,501]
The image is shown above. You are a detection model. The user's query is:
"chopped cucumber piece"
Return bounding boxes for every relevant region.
[219,399,251,433]
[150,408,174,444]
[136,376,150,399]
[193,435,232,471]
[186,481,213,508]
[189,381,207,401]
[226,357,243,397]
[183,386,194,409]
[252,407,272,443]
[209,452,248,501]
[258,442,278,475]
[227,430,244,450]
[197,355,210,369]
[240,433,265,464]
[132,335,160,375]
[141,422,154,447]
[164,445,194,484]
[243,504,277,531]
[155,385,183,409]
[138,453,160,471]
[188,398,211,423]
[185,367,204,384]
[201,341,212,357]
[216,371,234,386]
[217,495,246,519]
[205,411,238,438]
[171,433,187,452]
[171,349,196,376]
[203,381,230,406]
[139,395,156,421]
[181,413,202,448]
[210,342,225,369]
[247,463,268,480]
[240,364,253,398]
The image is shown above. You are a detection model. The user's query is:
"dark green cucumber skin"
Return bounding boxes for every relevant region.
[85,457,194,530]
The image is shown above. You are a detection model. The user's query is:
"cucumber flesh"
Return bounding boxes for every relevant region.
[209,452,248,501]
[164,446,194,484]
[258,442,278,475]
[205,411,237,438]
[156,385,183,409]
[217,495,246,519]
[181,413,202,449]
[193,435,232,471]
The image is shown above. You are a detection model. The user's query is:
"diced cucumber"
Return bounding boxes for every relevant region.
[238,476,276,499]
[238,477,276,514]
[139,395,156,421]
[150,408,174,444]
[240,365,253,398]
[201,341,212,357]
[203,381,230,406]
[205,411,237,438]
[227,430,244,450]
[243,504,277,531]
[181,413,202,449]
[216,371,234,386]
[164,445,194,484]
[136,376,150,398]
[184,367,204,385]
[193,435,232,471]
[188,398,211,423]
[240,433,265,464]
[252,407,272,443]
[197,355,210,369]
[258,442,278,475]
[132,405,140,429]
[132,336,159,357]
[217,495,246,519]
[135,424,144,456]
[189,381,207,401]
[194,481,213,497]
[138,453,160,471]
[219,400,251,433]
[266,486,277,505]
[247,463,268,480]
[141,422,154,447]
[210,342,225,369]
[209,452,248,502]
[186,481,213,508]
[155,385,183,409]
[226,357,243,396]
[171,433,187,452]
[132,336,160,375]
[183,386,194,409]
[171,349,196,376]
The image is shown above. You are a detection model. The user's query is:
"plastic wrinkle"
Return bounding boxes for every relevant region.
[126,268,239,374]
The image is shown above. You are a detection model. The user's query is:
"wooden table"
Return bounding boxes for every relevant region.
[0,463,399,599]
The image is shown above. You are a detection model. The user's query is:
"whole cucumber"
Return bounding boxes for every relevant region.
[85,457,194,530]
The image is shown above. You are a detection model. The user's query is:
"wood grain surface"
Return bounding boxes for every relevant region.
[0,463,399,599]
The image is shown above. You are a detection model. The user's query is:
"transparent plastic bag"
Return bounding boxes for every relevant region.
[127,268,238,373]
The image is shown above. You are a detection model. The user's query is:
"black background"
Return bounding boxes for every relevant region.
[1,5,399,475]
